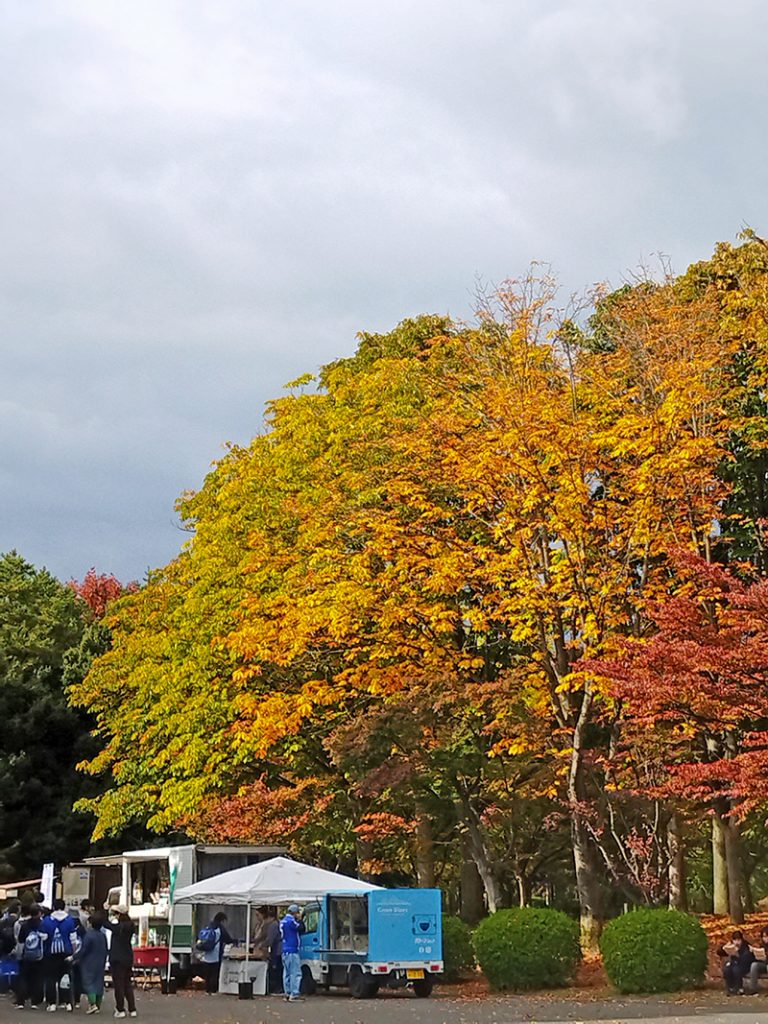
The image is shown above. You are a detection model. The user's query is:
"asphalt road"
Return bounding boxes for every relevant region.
[4,988,768,1024]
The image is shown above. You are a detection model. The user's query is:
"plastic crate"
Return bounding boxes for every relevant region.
[0,957,19,977]
[133,946,169,968]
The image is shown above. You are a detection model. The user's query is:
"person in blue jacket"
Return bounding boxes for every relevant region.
[279,905,305,1002]
[43,899,79,1011]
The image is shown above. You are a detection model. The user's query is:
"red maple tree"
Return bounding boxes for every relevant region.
[592,553,768,815]
[69,568,135,619]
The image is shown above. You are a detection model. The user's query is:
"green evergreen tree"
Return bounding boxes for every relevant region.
[0,552,95,879]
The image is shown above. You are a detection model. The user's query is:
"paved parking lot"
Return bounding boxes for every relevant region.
[5,987,768,1024]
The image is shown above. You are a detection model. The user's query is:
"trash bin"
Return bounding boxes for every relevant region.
[238,980,253,1000]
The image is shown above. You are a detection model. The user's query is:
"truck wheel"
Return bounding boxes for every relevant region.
[300,965,317,996]
[412,976,434,998]
[348,967,378,999]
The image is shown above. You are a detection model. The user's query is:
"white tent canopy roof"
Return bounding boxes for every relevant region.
[173,855,381,906]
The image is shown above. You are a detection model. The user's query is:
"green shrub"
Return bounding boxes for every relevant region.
[441,915,475,981]
[473,907,581,990]
[600,909,707,994]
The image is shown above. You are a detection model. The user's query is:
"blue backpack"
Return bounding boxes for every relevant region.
[196,927,217,953]
[23,930,44,962]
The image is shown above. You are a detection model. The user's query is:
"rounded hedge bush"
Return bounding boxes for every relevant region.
[473,907,581,990]
[441,915,475,981]
[600,909,707,994]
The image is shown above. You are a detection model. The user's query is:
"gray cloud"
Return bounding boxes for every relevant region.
[0,0,765,580]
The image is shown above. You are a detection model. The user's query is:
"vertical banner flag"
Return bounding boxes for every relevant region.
[41,863,54,907]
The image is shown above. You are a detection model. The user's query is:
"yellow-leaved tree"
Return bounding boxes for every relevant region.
[73,268,735,946]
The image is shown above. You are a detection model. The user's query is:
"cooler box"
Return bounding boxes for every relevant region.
[218,959,267,996]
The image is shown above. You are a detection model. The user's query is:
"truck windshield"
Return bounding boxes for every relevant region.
[328,897,368,954]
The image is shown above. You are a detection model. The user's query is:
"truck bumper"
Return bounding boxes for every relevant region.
[366,961,444,987]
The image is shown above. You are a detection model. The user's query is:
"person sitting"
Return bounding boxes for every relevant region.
[745,927,768,994]
[718,930,755,995]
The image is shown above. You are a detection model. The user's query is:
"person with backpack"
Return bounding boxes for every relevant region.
[14,901,33,942]
[103,906,137,1018]
[0,902,20,997]
[15,904,48,1008]
[72,913,108,1014]
[197,912,233,994]
[43,899,79,1012]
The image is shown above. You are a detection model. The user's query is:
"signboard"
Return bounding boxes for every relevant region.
[41,863,54,908]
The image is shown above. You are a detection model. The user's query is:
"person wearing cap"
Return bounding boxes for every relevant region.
[279,905,305,1002]
[104,907,136,1018]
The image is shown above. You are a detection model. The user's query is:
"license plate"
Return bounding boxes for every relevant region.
[406,969,424,979]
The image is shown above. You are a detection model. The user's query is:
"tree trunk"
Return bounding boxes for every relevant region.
[460,834,485,925]
[743,871,755,915]
[571,811,603,951]
[414,803,435,888]
[667,814,687,911]
[355,835,376,882]
[567,686,603,952]
[516,873,531,907]
[460,798,503,913]
[723,815,745,924]
[712,814,729,915]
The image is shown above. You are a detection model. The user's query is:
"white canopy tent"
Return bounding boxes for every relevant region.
[173,855,380,906]
[169,856,380,986]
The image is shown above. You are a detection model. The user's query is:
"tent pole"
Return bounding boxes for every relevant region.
[165,901,174,991]
[245,903,251,985]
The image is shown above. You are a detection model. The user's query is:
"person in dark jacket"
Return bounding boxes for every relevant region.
[718,930,755,995]
[744,927,768,994]
[199,912,233,994]
[43,898,79,1011]
[0,902,20,997]
[104,906,136,1018]
[73,913,108,1014]
[265,908,283,994]
[15,905,48,1009]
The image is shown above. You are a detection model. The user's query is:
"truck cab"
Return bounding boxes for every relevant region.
[299,889,442,998]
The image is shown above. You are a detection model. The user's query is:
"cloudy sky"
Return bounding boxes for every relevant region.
[1,0,765,582]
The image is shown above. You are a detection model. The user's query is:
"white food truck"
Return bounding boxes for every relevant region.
[62,844,284,965]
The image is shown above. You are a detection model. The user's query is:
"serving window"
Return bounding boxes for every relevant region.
[328,897,368,953]
[129,859,170,906]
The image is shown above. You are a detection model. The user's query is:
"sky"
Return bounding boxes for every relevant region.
[1,0,766,583]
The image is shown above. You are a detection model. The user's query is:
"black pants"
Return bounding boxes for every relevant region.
[45,953,73,1007]
[17,960,44,1006]
[111,963,136,1013]
[204,961,221,994]
[724,958,749,992]
[268,955,283,994]
[71,962,83,1004]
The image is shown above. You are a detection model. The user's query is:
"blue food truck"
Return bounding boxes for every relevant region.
[299,888,443,998]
